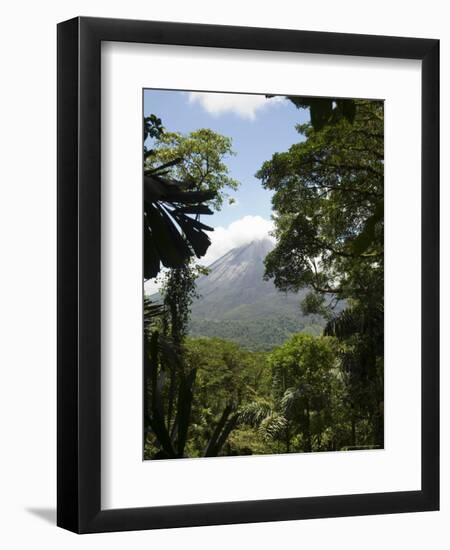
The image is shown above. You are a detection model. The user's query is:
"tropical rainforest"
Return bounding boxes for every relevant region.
[143,96,384,459]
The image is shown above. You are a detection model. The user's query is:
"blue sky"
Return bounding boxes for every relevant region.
[144,89,308,291]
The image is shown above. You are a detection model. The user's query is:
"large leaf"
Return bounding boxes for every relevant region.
[324,308,361,339]
[337,99,357,124]
[144,175,216,204]
[238,400,272,427]
[143,171,217,279]
[174,204,214,215]
[143,217,161,279]
[258,413,287,441]
[146,203,192,269]
[287,96,357,131]
[171,211,213,258]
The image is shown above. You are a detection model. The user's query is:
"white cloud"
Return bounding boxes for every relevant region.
[187,92,282,120]
[200,215,274,267]
[144,274,164,296]
[144,215,274,295]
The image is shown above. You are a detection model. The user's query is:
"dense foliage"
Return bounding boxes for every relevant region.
[257,99,383,297]
[256,98,384,448]
[144,331,379,458]
[188,315,324,352]
[147,128,239,210]
[143,97,384,458]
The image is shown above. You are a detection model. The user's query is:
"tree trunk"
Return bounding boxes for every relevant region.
[304,401,312,452]
[351,416,356,447]
[285,424,291,453]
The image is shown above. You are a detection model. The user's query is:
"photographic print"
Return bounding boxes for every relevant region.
[57,18,439,531]
[143,90,384,460]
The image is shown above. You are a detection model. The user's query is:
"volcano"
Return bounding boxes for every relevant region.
[188,238,324,350]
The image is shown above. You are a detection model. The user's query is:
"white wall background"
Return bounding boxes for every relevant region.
[0,0,447,547]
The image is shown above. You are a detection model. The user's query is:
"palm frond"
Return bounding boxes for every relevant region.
[258,413,287,442]
[324,308,362,339]
[144,296,165,323]
[143,171,217,279]
[324,306,383,339]
[280,387,303,416]
[238,399,273,427]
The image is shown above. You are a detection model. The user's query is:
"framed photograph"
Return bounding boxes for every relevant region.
[57,17,439,533]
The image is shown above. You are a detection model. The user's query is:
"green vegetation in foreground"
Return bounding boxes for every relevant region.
[144,334,378,459]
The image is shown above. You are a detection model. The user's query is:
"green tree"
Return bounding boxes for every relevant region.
[256,99,383,298]
[153,125,240,338]
[287,96,356,131]
[267,334,338,452]
[256,99,384,448]
[144,336,273,459]
[146,128,239,210]
[144,122,243,459]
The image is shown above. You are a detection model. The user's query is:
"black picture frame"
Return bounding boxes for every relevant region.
[57,16,439,533]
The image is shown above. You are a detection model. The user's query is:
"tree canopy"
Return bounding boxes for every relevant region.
[256,99,383,301]
[256,98,384,448]
[267,333,339,452]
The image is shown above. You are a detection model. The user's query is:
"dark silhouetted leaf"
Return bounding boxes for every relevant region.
[174,204,214,215]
